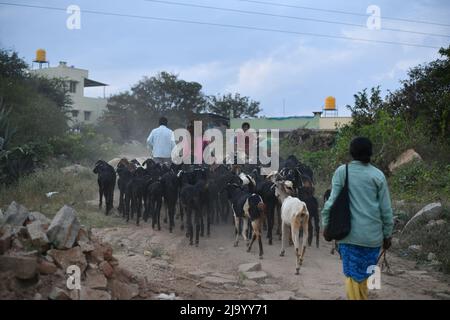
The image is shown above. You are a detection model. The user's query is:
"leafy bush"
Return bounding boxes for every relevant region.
[332,111,429,172]
[390,160,450,202]
[0,145,38,185]
[0,166,125,228]
[49,125,119,163]
[399,207,450,273]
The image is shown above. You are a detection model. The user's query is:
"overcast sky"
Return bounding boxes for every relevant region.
[1,0,449,117]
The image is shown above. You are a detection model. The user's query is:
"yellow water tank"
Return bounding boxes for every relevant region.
[35,49,47,62]
[324,96,336,110]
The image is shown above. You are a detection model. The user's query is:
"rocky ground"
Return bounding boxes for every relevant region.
[1,161,450,300]
[92,217,450,300]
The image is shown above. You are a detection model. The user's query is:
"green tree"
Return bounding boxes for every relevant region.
[385,46,450,139]
[207,93,261,118]
[101,72,207,141]
[345,86,383,127]
[0,49,71,147]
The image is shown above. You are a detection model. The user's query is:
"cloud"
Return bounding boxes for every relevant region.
[224,40,359,98]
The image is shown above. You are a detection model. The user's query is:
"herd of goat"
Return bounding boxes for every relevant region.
[93,155,321,274]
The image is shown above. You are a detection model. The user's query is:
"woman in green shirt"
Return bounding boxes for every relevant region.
[322,137,394,300]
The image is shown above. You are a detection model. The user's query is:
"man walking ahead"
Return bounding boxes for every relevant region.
[146,117,176,164]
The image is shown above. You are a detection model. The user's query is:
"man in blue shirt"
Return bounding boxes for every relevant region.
[146,117,176,164]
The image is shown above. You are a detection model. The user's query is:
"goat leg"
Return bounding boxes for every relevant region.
[233,216,240,247]
[258,234,264,259]
[156,199,162,231]
[195,211,201,247]
[280,224,289,257]
[180,205,185,231]
[247,234,256,252]
[316,225,320,249]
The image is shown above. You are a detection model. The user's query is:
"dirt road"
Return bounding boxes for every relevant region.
[92,211,450,300]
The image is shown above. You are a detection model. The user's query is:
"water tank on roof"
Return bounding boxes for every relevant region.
[35,49,47,63]
[324,96,336,110]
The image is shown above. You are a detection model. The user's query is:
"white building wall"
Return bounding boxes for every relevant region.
[31,62,107,126]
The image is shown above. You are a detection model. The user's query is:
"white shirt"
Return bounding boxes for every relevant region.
[146,125,176,158]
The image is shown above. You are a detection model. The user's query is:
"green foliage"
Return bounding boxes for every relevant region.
[332,110,429,172]
[385,46,450,139]
[100,72,263,142]
[0,145,38,185]
[0,49,71,148]
[0,166,125,228]
[0,50,28,79]
[346,86,383,127]
[207,93,262,118]
[390,161,450,202]
[400,212,450,273]
[0,106,16,150]
[101,72,207,142]
[49,125,119,163]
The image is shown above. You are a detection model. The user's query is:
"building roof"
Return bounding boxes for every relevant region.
[84,78,108,87]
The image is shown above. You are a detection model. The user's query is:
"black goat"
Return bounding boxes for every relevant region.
[179,168,209,246]
[145,180,163,230]
[160,170,179,233]
[116,158,136,215]
[251,168,278,245]
[93,160,116,215]
[124,167,149,225]
[303,189,320,248]
[225,183,265,258]
[323,188,339,256]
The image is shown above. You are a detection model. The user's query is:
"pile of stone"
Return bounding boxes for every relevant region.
[0,202,146,300]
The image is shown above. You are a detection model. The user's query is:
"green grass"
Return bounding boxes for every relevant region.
[0,166,125,228]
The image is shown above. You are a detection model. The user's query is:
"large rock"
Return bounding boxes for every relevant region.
[238,262,262,273]
[38,259,58,275]
[408,245,422,254]
[0,254,38,280]
[87,241,113,263]
[3,201,29,226]
[80,287,112,300]
[85,268,108,290]
[28,212,51,227]
[109,279,139,300]
[77,227,94,253]
[403,203,443,232]
[389,149,422,172]
[49,287,71,300]
[203,276,235,285]
[427,252,437,261]
[99,261,114,279]
[47,246,87,273]
[0,224,13,254]
[243,271,268,281]
[47,205,80,249]
[61,164,90,175]
[26,221,49,252]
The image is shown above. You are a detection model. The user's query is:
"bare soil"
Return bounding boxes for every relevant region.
[92,208,450,300]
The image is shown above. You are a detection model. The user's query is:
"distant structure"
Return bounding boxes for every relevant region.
[323,96,338,117]
[32,49,49,69]
[30,50,108,129]
[230,96,352,133]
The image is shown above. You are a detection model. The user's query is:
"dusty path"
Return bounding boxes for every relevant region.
[88,161,450,300]
[92,210,450,300]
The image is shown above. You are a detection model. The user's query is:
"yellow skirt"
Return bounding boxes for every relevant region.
[345,277,368,300]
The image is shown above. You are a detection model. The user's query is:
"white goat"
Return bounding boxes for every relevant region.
[274,180,309,275]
